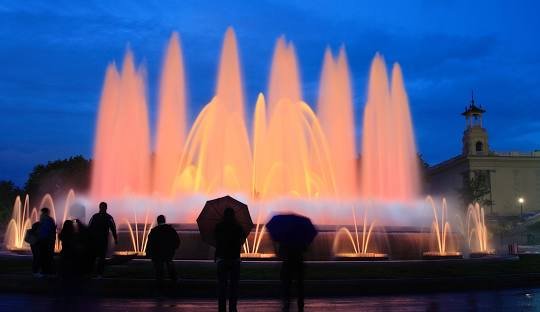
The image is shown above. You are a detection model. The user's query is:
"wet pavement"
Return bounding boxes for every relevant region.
[0,287,538,311]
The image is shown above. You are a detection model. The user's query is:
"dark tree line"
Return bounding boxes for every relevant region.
[0,155,91,224]
[24,155,91,205]
[0,181,23,224]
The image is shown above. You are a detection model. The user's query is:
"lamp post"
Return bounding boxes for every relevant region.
[518,197,525,219]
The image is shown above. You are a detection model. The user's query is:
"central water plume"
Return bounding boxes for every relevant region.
[172,28,252,196]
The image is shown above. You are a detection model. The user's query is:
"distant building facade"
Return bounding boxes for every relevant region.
[428,98,540,216]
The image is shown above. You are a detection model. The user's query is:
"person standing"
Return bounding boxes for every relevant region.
[214,208,245,312]
[88,202,117,277]
[59,219,80,279]
[279,243,306,312]
[146,215,180,291]
[37,207,56,275]
[73,219,93,275]
[26,220,41,276]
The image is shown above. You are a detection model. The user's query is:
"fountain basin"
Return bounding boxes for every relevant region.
[109,251,145,265]
[422,251,463,260]
[113,251,146,257]
[334,252,388,261]
[241,253,278,261]
[7,248,32,255]
[469,250,496,258]
[106,224,463,261]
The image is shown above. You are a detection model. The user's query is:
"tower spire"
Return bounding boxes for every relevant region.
[461,94,488,156]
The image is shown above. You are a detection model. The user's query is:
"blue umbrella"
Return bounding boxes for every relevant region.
[266,214,318,247]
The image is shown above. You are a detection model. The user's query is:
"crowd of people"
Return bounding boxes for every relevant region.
[27,202,118,279]
[26,203,306,312]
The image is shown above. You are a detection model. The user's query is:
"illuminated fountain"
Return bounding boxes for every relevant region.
[89,27,421,220]
[153,33,187,197]
[241,205,275,259]
[91,48,151,199]
[241,224,273,259]
[72,27,429,256]
[4,195,36,251]
[467,203,494,257]
[115,208,154,256]
[361,54,420,202]
[5,27,462,259]
[423,197,462,259]
[54,189,76,252]
[4,190,77,252]
[333,206,388,260]
[317,47,357,198]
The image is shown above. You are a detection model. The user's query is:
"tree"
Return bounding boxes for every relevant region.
[24,155,91,206]
[457,170,493,211]
[0,180,22,225]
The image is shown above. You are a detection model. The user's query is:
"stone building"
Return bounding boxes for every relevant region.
[428,98,540,216]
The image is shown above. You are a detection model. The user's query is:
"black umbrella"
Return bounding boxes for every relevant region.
[266,214,318,247]
[197,195,253,247]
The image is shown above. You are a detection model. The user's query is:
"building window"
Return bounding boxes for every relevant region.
[475,141,483,152]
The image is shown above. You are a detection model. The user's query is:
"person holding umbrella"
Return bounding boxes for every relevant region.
[197,195,253,312]
[214,208,245,312]
[279,242,306,312]
[266,213,318,312]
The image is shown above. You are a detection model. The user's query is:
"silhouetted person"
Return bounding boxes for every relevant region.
[146,215,180,291]
[59,220,77,278]
[59,219,91,300]
[279,243,306,312]
[88,202,117,277]
[214,207,245,312]
[73,219,93,275]
[27,221,41,276]
[59,220,88,278]
[56,219,91,305]
[38,207,56,275]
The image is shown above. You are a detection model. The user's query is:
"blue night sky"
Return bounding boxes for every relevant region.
[1,1,539,186]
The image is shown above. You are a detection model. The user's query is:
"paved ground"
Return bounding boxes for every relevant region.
[1,288,539,312]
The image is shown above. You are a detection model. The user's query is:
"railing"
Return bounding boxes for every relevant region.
[492,151,540,157]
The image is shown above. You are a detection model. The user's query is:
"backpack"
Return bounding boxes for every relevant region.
[24,223,39,245]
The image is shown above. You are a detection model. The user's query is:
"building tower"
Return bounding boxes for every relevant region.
[462,93,488,156]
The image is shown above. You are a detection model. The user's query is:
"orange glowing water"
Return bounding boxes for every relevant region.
[333,206,378,255]
[172,28,253,199]
[153,33,187,197]
[467,203,491,253]
[91,51,151,199]
[268,37,302,115]
[361,54,420,202]
[317,48,356,198]
[4,191,77,251]
[90,28,420,222]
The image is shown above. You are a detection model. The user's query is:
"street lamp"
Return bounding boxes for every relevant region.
[518,197,525,218]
